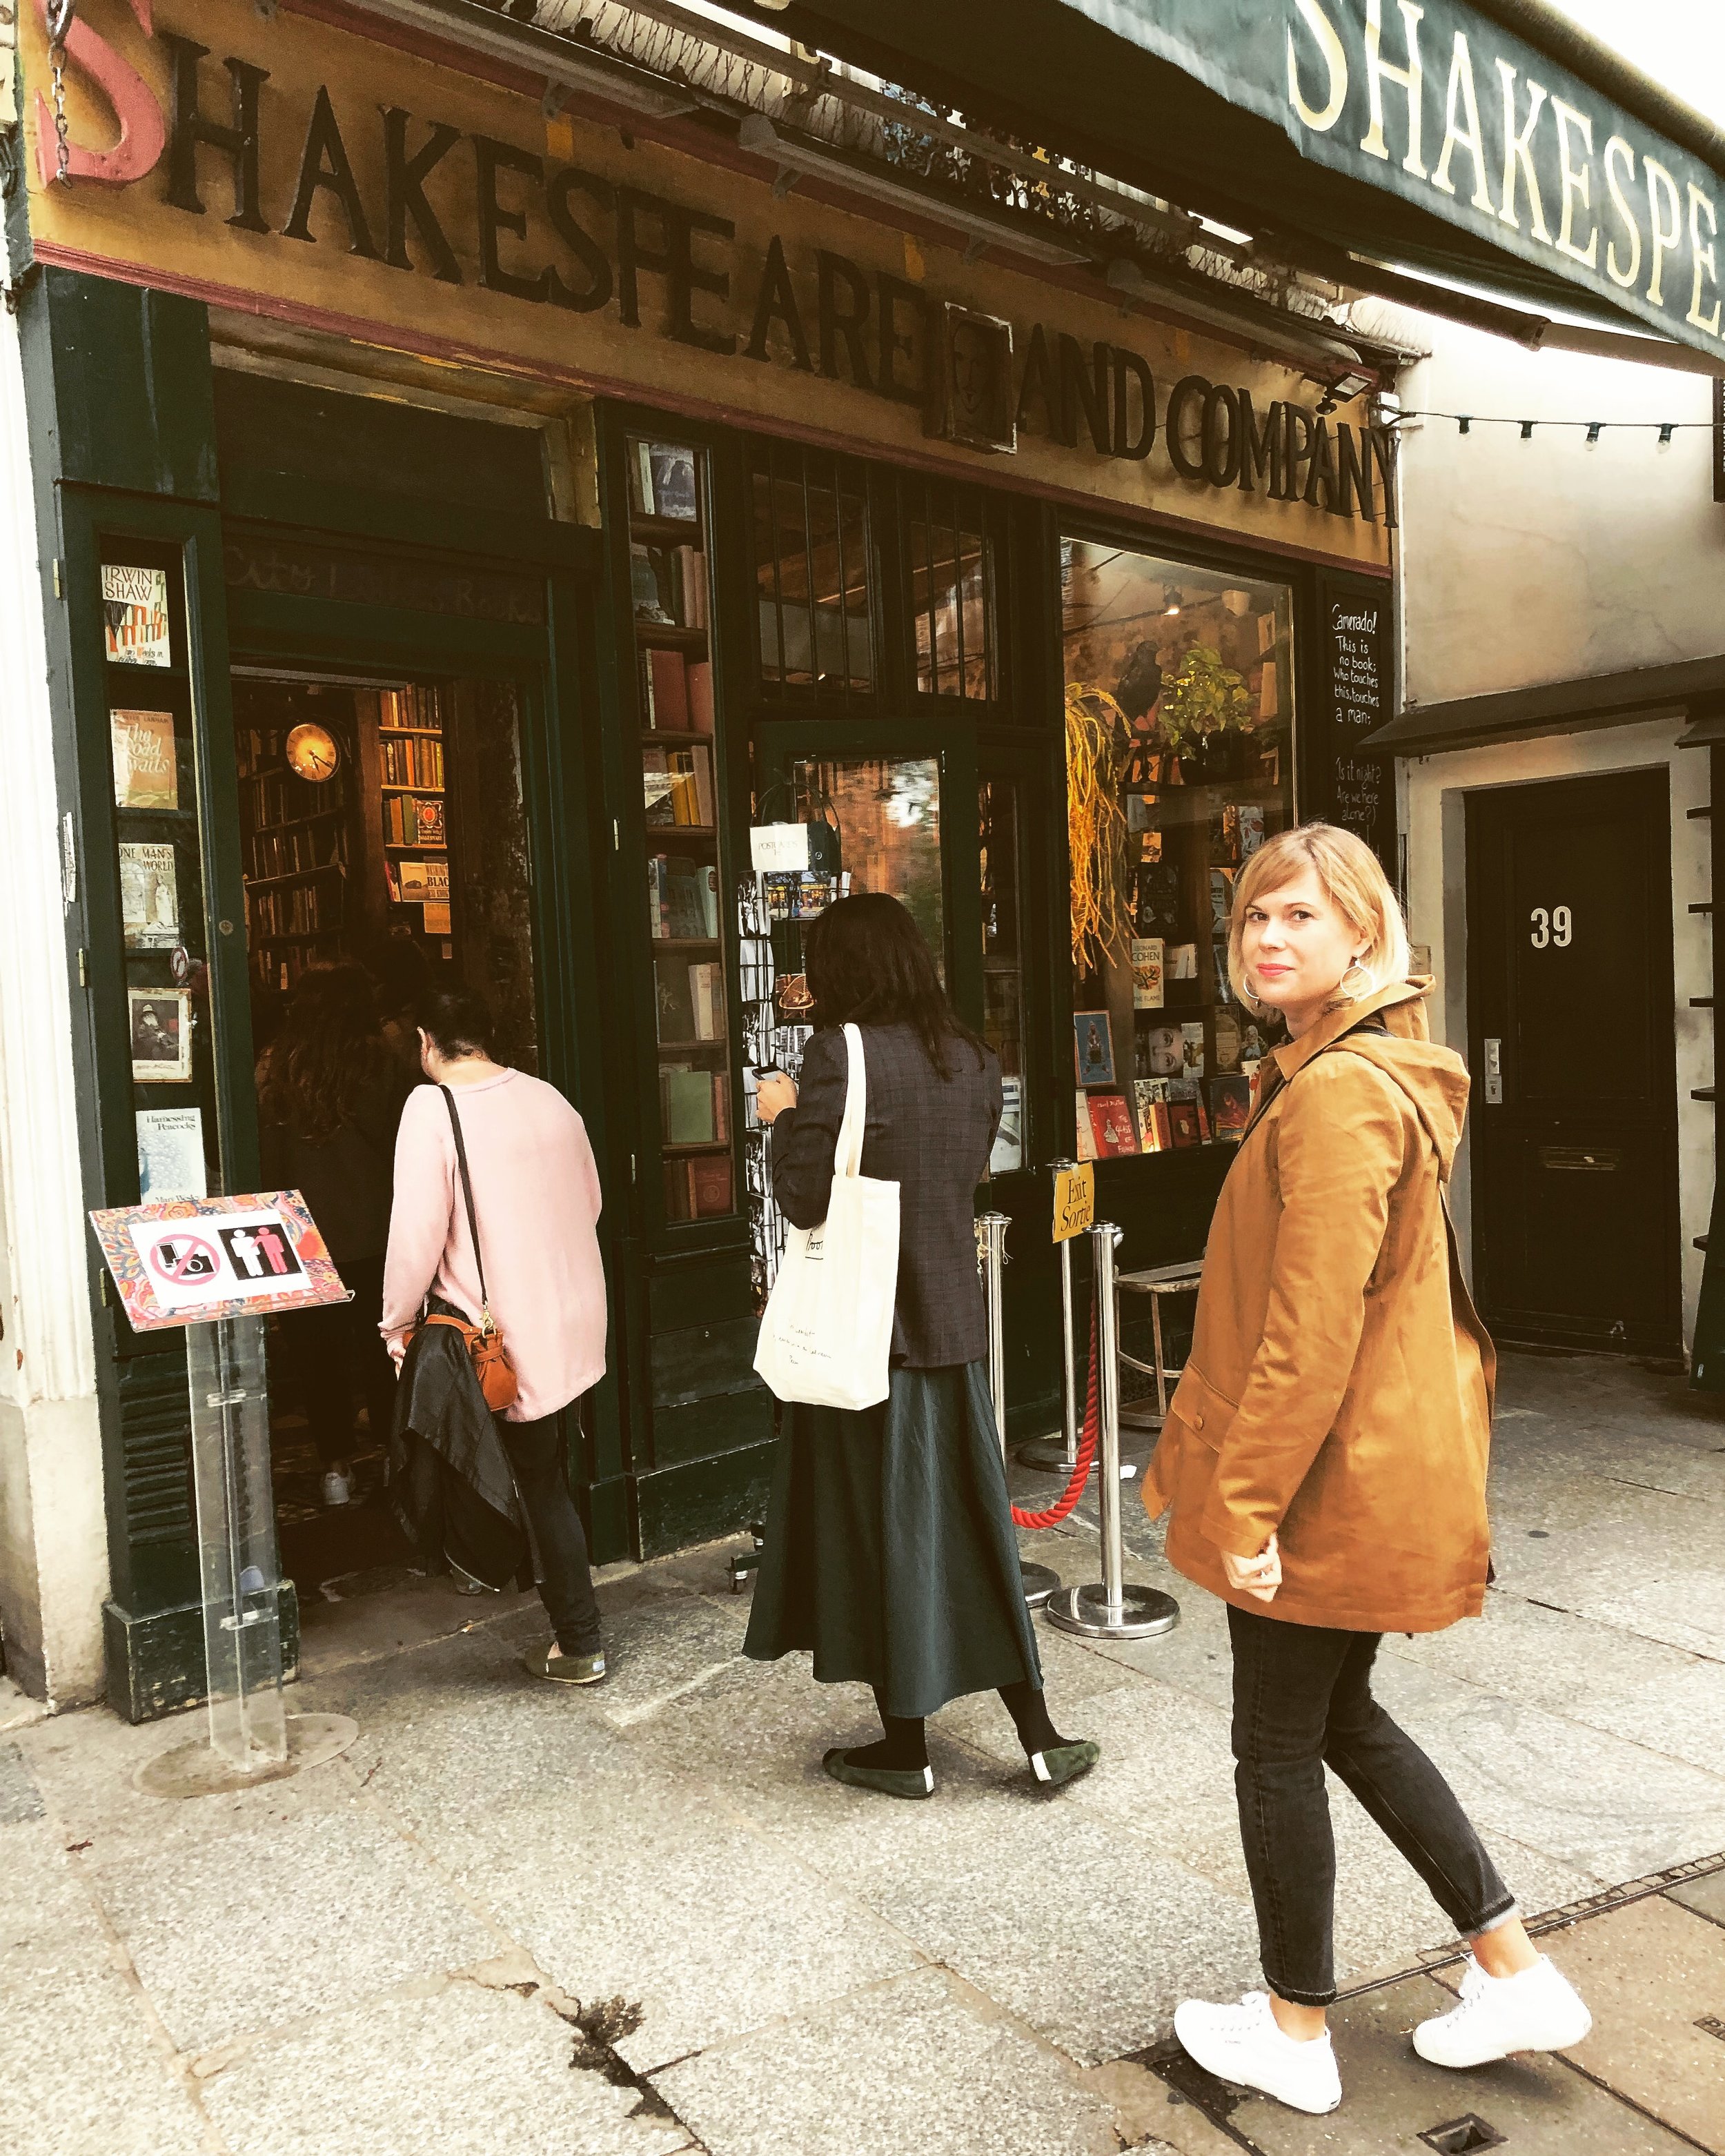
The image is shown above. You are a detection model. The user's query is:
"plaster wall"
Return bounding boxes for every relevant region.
[1397,323,1720,709]
[0,301,107,1705]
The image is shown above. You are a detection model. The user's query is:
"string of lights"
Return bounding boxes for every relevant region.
[1392,411,1711,442]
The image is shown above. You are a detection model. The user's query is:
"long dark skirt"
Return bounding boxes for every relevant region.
[743,1361,1043,1720]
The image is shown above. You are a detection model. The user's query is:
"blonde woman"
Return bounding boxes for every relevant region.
[1150,824,1590,2115]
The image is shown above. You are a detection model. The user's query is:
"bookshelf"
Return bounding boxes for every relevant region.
[374,686,448,935]
[236,722,352,991]
[629,434,735,1227]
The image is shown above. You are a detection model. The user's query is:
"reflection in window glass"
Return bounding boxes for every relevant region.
[751,443,871,697]
[909,483,994,700]
[1061,540,1294,1163]
[807,756,943,977]
[980,778,1025,1172]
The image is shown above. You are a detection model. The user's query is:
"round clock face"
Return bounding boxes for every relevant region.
[285,722,340,783]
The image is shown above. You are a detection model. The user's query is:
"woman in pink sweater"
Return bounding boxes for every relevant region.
[382,986,609,1683]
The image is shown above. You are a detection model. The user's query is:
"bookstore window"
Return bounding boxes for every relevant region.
[1061,540,1294,1163]
[629,435,737,1227]
[750,438,874,705]
[907,481,997,702]
[102,543,224,1205]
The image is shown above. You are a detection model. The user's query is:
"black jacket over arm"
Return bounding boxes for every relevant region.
[769,1021,1002,1368]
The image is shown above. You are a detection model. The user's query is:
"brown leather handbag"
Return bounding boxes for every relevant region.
[415,1085,518,1414]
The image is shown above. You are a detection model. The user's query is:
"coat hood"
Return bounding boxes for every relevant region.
[1272,978,1471,1183]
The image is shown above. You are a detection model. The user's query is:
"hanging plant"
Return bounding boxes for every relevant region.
[1065,683,1134,975]
[1155,645,1252,754]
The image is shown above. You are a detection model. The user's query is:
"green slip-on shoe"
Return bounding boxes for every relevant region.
[529,1646,607,1685]
[822,1747,935,1800]
[1029,1740,1100,1789]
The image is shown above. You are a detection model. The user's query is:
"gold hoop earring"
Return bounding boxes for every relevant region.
[1341,958,1371,1001]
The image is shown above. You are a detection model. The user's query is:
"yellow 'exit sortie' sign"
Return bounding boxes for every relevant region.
[1053,1164,1094,1243]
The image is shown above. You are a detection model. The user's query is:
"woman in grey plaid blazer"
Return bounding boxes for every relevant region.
[744,894,1098,1800]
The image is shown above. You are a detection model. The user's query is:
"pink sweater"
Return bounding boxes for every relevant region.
[380,1071,607,1422]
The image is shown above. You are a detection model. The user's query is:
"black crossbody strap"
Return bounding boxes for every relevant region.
[440,1084,493,1329]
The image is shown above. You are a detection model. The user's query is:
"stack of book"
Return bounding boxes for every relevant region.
[647,855,720,940]
[660,1065,731,1145]
[642,743,716,828]
[641,647,716,732]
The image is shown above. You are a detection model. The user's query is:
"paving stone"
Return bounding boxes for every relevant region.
[0,1948,208,2156]
[1535,1892,1725,2150]
[1666,1868,1725,1929]
[202,1980,691,2156]
[91,1804,497,2053]
[0,1740,43,1824]
[1225,1969,1694,2153]
[1368,1654,1725,1883]
[653,1965,1119,2156]
[406,1748,923,2075]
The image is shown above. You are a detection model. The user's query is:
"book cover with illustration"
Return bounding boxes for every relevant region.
[1132,1079,1170,1153]
[110,709,179,811]
[1087,1093,1139,1158]
[1074,1090,1097,1160]
[1211,1074,1251,1140]
[102,565,170,668]
[1072,1010,1116,1086]
[1167,1100,1202,1149]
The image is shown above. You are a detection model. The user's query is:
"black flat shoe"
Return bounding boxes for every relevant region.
[1030,1740,1100,1789]
[822,1747,935,1799]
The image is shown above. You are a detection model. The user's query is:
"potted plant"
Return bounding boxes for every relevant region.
[1155,646,1253,781]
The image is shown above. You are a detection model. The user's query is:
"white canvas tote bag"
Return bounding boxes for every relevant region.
[753,1023,900,1410]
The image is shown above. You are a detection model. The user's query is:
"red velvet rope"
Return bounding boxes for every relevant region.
[1010,1296,1098,1530]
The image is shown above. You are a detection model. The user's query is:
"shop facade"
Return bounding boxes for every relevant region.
[6,0,1397,1716]
[1377,318,1722,1366]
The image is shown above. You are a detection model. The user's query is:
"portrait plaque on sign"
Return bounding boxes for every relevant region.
[927,304,1016,454]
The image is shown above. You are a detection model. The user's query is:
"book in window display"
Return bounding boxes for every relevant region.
[129,988,193,1083]
[1072,1010,1116,1087]
[119,842,179,950]
[110,709,179,811]
[1211,1075,1251,1141]
[1087,1093,1138,1158]
[102,566,171,667]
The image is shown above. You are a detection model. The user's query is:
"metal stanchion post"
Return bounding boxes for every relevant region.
[1045,1221,1179,1641]
[1016,1163,1087,1476]
[976,1212,1059,1610]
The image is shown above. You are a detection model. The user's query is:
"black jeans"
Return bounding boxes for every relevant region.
[1228,1604,1515,2006]
[500,1414,602,1657]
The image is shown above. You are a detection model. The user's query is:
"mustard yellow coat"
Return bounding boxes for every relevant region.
[1143,981,1496,1634]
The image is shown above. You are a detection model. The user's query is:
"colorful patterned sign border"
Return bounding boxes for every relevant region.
[88,1189,349,1332]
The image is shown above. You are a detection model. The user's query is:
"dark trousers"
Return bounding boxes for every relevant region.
[1228,1604,1515,2006]
[294,1254,396,1468]
[500,1414,602,1657]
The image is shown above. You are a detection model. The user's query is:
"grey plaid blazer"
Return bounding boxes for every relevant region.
[769,1020,1003,1369]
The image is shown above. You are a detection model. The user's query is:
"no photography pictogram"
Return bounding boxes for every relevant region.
[148,1233,223,1283]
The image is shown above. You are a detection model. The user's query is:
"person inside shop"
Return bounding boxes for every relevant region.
[746,891,1098,1798]
[361,925,439,1087]
[381,985,610,1685]
[257,962,411,1508]
[1154,824,1591,2117]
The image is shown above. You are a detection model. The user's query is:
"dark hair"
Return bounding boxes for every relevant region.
[257,963,397,1135]
[416,985,495,1062]
[359,926,435,1017]
[804,893,984,1080]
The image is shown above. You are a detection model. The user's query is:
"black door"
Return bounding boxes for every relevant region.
[1466,769,1680,1354]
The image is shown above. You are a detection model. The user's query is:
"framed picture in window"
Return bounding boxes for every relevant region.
[129,988,193,1083]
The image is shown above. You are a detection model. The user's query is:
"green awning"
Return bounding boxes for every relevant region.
[773,0,1725,362]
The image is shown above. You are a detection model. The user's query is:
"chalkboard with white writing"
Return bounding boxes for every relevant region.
[1319,581,1394,873]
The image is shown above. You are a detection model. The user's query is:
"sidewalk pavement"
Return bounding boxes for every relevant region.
[6,1349,1725,2156]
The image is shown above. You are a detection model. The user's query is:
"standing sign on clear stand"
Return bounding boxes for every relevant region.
[89,1191,362,1797]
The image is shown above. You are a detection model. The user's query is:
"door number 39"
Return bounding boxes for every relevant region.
[1529,905,1572,949]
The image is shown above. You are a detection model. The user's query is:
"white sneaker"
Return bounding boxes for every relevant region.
[1413,1954,1592,2068]
[1173,1990,1342,2115]
[321,1469,352,1507]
